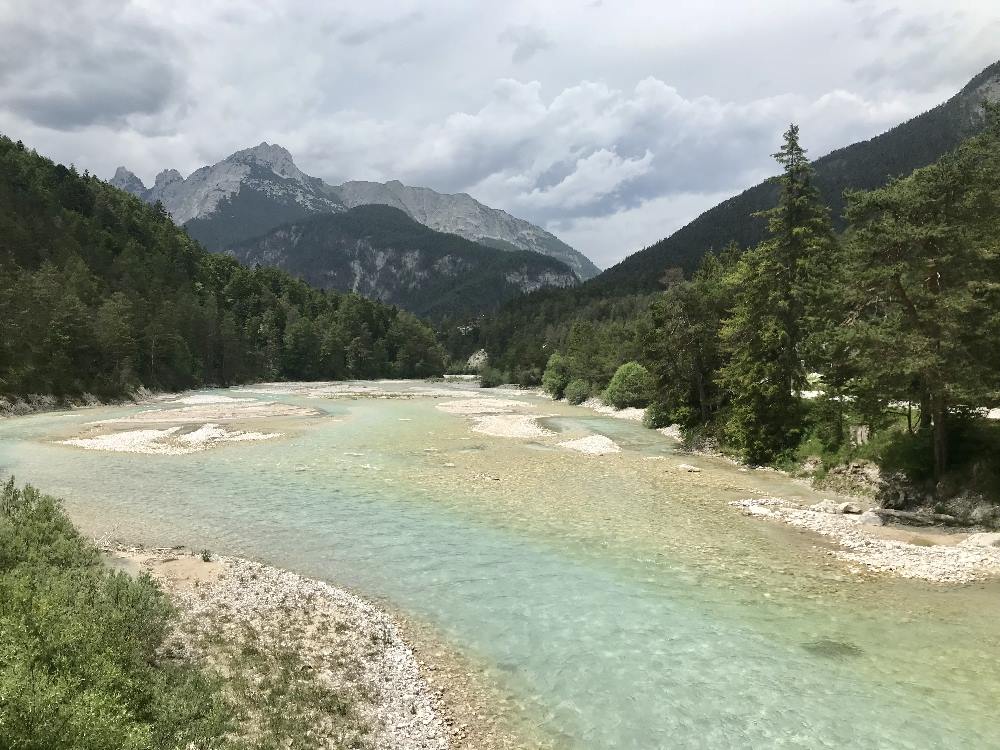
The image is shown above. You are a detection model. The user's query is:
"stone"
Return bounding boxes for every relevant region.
[810,499,844,514]
[839,502,863,514]
[858,510,884,526]
[677,463,701,473]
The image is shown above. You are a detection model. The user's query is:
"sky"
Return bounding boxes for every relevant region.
[1,1,997,269]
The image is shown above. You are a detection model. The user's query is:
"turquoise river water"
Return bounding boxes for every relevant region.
[1,381,998,749]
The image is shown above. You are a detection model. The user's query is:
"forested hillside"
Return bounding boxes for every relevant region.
[530,109,1000,500]
[456,61,1000,370]
[596,60,1000,292]
[229,205,578,318]
[0,136,446,400]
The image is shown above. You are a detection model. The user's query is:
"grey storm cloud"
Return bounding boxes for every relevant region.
[0,0,183,130]
[0,0,996,268]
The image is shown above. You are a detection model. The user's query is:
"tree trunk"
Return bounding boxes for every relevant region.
[918,391,932,430]
[932,392,948,481]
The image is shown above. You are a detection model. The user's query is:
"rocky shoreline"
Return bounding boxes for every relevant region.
[732,497,1000,583]
[108,547,458,749]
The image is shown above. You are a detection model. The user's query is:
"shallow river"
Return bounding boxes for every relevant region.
[2,381,999,748]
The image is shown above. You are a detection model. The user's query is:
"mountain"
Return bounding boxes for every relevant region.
[0,134,447,399]
[228,204,578,318]
[332,180,600,280]
[594,60,1000,294]
[109,144,599,281]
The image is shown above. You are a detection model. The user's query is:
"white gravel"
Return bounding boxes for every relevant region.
[732,497,1000,583]
[435,398,532,415]
[134,551,450,749]
[60,424,279,454]
[469,414,555,439]
[558,435,621,455]
[579,398,645,422]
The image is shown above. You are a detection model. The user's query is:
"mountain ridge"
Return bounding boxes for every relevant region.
[109,144,599,280]
[227,204,578,318]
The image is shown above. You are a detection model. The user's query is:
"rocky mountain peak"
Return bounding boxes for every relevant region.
[154,169,184,189]
[229,142,301,179]
[109,167,146,196]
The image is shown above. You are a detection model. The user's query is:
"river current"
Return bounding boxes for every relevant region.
[1,380,998,748]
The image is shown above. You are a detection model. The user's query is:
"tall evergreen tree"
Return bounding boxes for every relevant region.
[716,125,838,464]
[842,106,1000,478]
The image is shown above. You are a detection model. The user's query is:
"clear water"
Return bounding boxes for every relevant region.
[2,384,999,749]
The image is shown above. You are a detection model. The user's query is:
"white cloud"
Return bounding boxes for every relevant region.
[0,0,996,268]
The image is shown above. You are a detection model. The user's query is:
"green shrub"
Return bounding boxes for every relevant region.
[564,379,591,405]
[515,367,542,387]
[479,366,507,388]
[642,399,673,428]
[541,352,571,399]
[0,477,228,749]
[602,362,654,409]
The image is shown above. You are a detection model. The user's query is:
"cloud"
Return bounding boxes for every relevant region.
[1,0,996,267]
[0,0,183,130]
[498,25,553,64]
[337,10,425,47]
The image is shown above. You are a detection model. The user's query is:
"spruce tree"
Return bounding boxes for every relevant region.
[716,125,837,464]
[842,105,1000,478]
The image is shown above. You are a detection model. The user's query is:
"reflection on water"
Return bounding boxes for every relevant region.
[1,383,998,749]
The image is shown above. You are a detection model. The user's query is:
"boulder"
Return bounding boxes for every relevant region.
[810,499,844,514]
[677,463,701,473]
[839,502,863,514]
[858,511,884,526]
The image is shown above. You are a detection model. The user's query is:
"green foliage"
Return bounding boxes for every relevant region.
[564,379,591,405]
[0,478,228,749]
[839,106,1000,477]
[0,135,445,400]
[478,366,507,388]
[644,248,736,428]
[541,352,571,398]
[716,124,837,465]
[602,362,654,409]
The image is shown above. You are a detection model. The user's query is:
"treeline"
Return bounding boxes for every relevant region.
[0,135,446,400]
[533,109,1000,483]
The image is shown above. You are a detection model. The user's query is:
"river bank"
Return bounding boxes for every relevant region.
[106,545,531,750]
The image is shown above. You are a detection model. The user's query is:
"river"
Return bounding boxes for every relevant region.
[1,380,998,748]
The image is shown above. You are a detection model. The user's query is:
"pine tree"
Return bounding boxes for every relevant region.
[716,125,838,464]
[842,105,1000,478]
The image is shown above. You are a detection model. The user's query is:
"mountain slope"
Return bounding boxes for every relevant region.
[0,135,446,399]
[594,60,1000,293]
[333,180,600,280]
[228,205,578,317]
[108,146,598,281]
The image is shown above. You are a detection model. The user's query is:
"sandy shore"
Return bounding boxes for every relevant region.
[732,498,1000,583]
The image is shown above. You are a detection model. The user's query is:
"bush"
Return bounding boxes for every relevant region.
[515,367,542,387]
[479,366,507,388]
[602,362,654,409]
[541,352,571,399]
[642,399,673,428]
[564,379,591,405]
[0,477,228,749]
